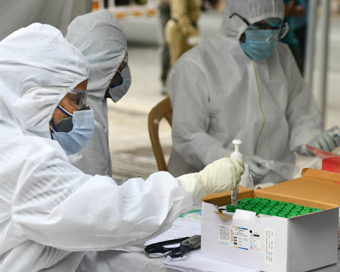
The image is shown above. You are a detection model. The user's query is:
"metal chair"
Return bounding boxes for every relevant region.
[148,97,172,171]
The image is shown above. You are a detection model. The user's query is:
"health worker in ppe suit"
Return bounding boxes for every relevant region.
[66,10,131,177]
[0,23,244,271]
[167,0,340,184]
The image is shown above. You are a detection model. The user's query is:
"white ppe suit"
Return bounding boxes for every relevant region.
[168,0,324,177]
[66,10,131,177]
[0,24,192,271]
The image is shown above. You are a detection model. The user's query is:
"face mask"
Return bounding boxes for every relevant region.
[50,105,94,155]
[240,29,280,62]
[106,65,131,103]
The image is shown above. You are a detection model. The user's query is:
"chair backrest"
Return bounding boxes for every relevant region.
[148,97,172,171]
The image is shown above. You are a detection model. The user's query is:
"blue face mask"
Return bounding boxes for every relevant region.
[240,29,280,62]
[105,66,132,103]
[50,105,94,155]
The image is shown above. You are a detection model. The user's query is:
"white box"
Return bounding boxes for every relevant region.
[201,168,340,272]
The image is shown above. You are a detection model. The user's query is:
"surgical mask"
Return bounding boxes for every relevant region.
[240,29,280,62]
[105,65,131,103]
[50,105,94,155]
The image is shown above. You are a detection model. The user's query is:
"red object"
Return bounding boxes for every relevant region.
[306,145,340,174]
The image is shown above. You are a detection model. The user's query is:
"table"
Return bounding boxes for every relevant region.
[77,248,340,272]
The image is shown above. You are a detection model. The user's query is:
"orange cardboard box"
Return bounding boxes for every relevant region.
[201,168,340,272]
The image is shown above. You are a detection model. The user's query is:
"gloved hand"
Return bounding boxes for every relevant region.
[243,155,270,183]
[178,158,244,204]
[306,126,340,154]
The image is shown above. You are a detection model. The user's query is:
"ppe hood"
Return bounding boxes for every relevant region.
[219,0,284,40]
[66,10,130,101]
[0,23,89,138]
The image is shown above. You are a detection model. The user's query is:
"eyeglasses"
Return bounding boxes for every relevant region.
[122,51,128,68]
[229,13,289,39]
[68,89,87,109]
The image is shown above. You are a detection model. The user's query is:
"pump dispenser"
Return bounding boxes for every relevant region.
[230,139,243,206]
[231,139,243,161]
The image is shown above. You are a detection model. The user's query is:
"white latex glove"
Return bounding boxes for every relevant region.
[306,126,340,155]
[178,158,244,204]
[243,155,270,183]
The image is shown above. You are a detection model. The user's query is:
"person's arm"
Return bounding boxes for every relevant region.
[282,45,324,155]
[168,58,227,171]
[171,0,197,36]
[12,146,193,251]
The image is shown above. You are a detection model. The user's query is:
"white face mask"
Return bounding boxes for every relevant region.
[106,64,131,103]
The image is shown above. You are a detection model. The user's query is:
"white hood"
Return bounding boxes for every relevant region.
[219,0,284,40]
[66,10,130,101]
[0,23,89,139]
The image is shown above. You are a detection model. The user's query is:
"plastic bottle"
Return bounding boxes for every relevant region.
[230,139,243,206]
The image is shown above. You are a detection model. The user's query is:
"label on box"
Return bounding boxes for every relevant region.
[218,225,263,252]
[249,230,263,252]
[232,226,250,250]
[218,224,233,246]
[265,228,275,264]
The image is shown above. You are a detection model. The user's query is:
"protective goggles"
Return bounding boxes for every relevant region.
[68,89,88,109]
[108,52,128,89]
[229,13,289,39]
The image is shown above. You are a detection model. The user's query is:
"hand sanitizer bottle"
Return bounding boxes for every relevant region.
[230,140,242,206]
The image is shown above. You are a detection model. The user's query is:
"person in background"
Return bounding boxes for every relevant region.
[66,10,131,177]
[165,0,202,70]
[293,0,308,75]
[280,0,306,73]
[167,0,340,184]
[0,23,244,271]
[157,0,171,95]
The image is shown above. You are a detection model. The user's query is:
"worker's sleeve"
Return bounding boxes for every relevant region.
[168,58,227,171]
[171,0,197,36]
[284,45,324,155]
[11,145,193,251]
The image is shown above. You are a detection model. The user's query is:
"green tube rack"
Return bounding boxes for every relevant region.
[226,197,323,218]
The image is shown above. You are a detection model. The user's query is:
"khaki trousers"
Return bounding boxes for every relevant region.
[165,19,194,69]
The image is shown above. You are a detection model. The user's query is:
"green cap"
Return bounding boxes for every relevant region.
[289,211,299,216]
[299,211,310,215]
[226,205,236,212]
[312,208,322,212]
[272,207,282,212]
